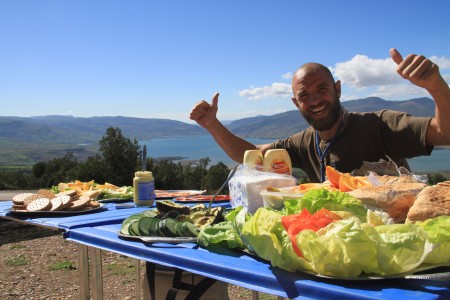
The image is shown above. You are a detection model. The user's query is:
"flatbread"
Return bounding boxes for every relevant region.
[406,181,450,223]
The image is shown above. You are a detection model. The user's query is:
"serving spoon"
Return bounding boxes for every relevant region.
[207,165,238,213]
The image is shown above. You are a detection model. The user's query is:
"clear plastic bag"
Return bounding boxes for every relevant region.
[228,164,297,213]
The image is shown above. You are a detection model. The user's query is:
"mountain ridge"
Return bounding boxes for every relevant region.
[0,97,436,166]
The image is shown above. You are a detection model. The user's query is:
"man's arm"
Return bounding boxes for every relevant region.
[190,93,270,162]
[390,48,450,146]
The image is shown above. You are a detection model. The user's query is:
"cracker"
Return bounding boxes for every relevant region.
[12,193,34,205]
[12,204,27,211]
[57,195,73,210]
[37,189,56,199]
[50,197,64,211]
[57,190,78,198]
[66,196,90,211]
[23,194,43,206]
[26,198,51,212]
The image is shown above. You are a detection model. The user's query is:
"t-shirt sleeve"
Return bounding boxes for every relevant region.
[378,110,433,157]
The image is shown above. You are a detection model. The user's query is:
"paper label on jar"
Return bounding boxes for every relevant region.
[137,181,156,200]
[270,160,290,175]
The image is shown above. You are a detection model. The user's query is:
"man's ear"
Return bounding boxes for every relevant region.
[335,80,341,98]
[291,97,300,108]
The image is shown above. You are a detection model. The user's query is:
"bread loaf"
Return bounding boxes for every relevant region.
[406,181,450,223]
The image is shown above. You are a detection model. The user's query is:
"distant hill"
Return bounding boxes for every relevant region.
[226,97,435,138]
[0,97,436,166]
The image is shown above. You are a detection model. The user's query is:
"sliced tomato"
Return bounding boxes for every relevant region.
[281,208,341,257]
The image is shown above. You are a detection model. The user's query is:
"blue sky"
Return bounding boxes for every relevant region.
[1,1,449,123]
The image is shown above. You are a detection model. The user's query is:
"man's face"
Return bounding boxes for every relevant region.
[291,67,341,131]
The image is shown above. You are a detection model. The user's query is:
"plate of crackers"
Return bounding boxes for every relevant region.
[8,189,105,216]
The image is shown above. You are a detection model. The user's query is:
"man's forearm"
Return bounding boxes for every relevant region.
[206,119,256,163]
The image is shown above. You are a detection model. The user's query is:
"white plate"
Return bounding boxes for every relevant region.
[6,204,106,217]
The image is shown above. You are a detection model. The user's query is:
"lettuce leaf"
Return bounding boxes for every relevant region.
[284,189,367,221]
[416,216,450,264]
[241,208,312,272]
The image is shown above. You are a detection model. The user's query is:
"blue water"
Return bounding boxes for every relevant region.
[140,136,450,172]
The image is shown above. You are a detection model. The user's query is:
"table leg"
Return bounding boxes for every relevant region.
[136,260,141,300]
[78,244,90,300]
[92,247,103,300]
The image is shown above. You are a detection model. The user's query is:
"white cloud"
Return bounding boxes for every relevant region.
[238,54,450,102]
[332,55,399,88]
[281,72,292,79]
[238,82,291,100]
[430,56,450,69]
[369,84,427,98]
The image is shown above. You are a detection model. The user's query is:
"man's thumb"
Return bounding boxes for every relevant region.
[211,92,219,109]
[390,48,403,65]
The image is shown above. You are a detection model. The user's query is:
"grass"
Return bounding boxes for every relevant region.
[105,262,136,276]
[5,255,29,266]
[48,260,77,271]
[9,244,26,250]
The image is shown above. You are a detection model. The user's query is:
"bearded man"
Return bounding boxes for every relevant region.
[190,48,450,182]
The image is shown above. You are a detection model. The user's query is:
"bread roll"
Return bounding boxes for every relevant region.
[348,182,427,223]
[406,181,450,223]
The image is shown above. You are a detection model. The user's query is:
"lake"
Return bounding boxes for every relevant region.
[140,135,450,173]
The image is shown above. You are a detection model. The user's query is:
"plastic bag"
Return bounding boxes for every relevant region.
[228,164,297,213]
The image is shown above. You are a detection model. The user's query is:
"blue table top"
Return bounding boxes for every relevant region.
[0,200,231,230]
[2,199,449,299]
[65,223,450,300]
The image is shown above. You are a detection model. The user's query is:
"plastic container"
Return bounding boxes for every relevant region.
[243,149,264,171]
[260,187,303,210]
[133,171,156,206]
[263,149,292,175]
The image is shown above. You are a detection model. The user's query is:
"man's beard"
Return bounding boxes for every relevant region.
[301,98,342,131]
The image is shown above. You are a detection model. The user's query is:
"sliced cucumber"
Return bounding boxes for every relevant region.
[128,221,141,236]
[182,222,199,237]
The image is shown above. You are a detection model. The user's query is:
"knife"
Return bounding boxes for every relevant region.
[142,145,147,172]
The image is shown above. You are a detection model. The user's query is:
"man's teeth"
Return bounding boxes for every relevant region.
[312,106,326,114]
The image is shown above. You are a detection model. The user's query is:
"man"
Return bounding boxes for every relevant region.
[190,49,450,182]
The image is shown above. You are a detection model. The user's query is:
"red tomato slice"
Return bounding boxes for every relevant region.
[281,208,341,257]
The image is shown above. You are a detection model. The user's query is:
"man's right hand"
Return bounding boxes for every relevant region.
[189,92,220,129]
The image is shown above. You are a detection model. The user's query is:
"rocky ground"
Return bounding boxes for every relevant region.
[0,219,280,300]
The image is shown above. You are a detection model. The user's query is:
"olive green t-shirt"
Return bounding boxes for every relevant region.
[269,110,433,183]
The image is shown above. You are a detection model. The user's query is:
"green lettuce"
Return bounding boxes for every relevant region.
[284,189,367,221]
[197,221,244,249]
[295,219,432,277]
[241,208,312,272]
[416,216,450,264]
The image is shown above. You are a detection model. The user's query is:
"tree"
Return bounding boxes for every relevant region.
[98,127,140,186]
[201,162,230,194]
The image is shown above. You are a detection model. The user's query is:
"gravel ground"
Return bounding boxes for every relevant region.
[0,217,281,299]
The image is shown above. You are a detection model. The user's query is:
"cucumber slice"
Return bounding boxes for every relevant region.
[157,218,178,237]
[142,210,159,218]
[181,222,199,237]
[129,221,141,236]
[138,217,158,236]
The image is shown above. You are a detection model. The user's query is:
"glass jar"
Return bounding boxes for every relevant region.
[133,171,156,206]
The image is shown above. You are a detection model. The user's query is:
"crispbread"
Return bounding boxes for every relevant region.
[66,196,90,211]
[26,198,51,212]
[12,193,34,205]
[57,195,73,210]
[37,189,56,199]
[23,194,44,206]
[50,197,63,211]
[406,182,450,223]
[57,190,78,198]
[12,204,27,211]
